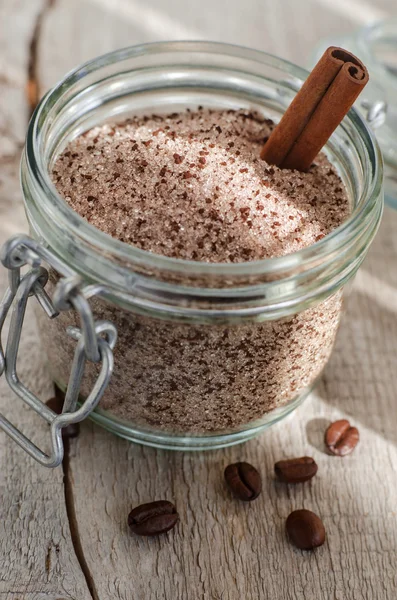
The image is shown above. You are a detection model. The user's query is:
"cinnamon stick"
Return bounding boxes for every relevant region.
[260,47,369,171]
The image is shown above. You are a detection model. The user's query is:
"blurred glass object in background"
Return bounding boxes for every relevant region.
[311,18,397,208]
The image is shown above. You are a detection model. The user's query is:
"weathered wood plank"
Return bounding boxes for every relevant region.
[0,1,92,598]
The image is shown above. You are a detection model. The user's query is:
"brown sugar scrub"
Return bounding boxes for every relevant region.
[52,109,349,262]
[41,108,350,434]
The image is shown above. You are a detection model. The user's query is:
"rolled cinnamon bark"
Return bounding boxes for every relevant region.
[282,62,368,171]
[260,47,369,171]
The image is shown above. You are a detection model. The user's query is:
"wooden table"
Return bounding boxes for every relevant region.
[1,1,397,598]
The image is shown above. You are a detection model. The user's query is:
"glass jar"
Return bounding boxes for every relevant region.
[1,42,383,464]
[311,18,397,207]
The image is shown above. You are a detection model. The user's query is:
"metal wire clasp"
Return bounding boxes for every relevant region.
[0,234,117,467]
[360,99,387,130]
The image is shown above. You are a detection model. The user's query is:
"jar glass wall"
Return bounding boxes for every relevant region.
[22,42,383,450]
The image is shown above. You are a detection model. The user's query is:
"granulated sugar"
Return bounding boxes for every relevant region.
[41,109,350,434]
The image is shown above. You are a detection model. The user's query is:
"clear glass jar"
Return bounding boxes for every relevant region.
[311,18,397,206]
[21,41,383,451]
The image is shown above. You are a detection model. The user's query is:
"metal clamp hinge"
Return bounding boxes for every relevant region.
[0,234,117,467]
[360,99,387,130]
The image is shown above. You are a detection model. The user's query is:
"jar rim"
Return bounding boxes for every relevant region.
[24,40,383,284]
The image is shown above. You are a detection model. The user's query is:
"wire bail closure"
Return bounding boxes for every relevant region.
[0,234,116,467]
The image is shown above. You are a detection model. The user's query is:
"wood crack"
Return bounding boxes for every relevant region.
[26,0,55,117]
[63,440,100,600]
[45,543,51,576]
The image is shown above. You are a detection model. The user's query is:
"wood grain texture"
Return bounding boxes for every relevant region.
[1,0,397,598]
[0,1,92,599]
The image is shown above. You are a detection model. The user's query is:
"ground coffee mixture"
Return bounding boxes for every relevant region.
[41,109,349,434]
[53,109,348,262]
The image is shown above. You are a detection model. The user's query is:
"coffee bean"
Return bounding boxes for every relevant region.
[46,397,80,439]
[128,501,179,536]
[286,509,326,550]
[275,456,318,483]
[325,419,359,456]
[224,462,262,501]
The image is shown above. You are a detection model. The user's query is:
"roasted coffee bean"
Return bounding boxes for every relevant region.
[46,397,80,439]
[224,462,262,501]
[286,509,326,550]
[325,419,359,456]
[128,501,179,536]
[275,456,318,483]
